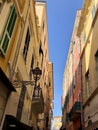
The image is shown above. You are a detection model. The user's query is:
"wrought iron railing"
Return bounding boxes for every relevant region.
[32,86,44,112]
[69,101,81,121]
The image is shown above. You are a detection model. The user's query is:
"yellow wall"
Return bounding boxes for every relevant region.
[78,0,98,127]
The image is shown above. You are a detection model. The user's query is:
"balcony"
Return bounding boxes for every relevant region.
[32,87,44,113]
[69,101,81,121]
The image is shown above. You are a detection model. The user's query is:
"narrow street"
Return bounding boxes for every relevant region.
[0,0,98,130]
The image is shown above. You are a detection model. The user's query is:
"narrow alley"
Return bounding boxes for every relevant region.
[0,0,98,130]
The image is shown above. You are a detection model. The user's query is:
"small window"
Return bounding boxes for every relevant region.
[42,21,45,31]
[85,69,90,97]
[73,41,75,45]
[29,55,34,80]
[23,28,30,61]
[39,41,43,55]
[39,41,44,67]
[70,49,73,54]
[78,61,81,75]
[83,32,86,44]
[95,50,98,70]
[0,2,4,13]
[92,4,96,19]
[31,54,34,68]
[78,93,81,102]
[73,74,76,88]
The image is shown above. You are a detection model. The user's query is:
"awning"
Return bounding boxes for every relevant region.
[3,115,33,130]
[84,120,98,130]
[0,68,16,92]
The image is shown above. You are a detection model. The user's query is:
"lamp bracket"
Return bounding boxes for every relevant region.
[12,80,35,88]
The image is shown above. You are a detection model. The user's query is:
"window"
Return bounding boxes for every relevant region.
[42,21,45,31]
[85,69,90,98]
[48,77,51,87]
[0,5,17,55]
[29,54,34,80]
[70,49,73,54]
[23,28,30,61]
[72,74,76,90]
[83,32,86,44]
[92,4,96,19]
[0,1,4,13]
[73,41,75,45]
[39,41,43,55]
[78,93,81,102]
[95,50,98,70]
[78,61,81,75]
[31,54,34,68]
[66,113,69,123]
[39,41,44,67]
[74,73,76,86]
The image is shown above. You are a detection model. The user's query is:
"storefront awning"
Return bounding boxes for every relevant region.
[84,120,98,130]
[0,68,16,92]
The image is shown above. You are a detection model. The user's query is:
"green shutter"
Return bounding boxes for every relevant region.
[0,5,17,55]
[7,6,17,37]
[2,34,9,52]
[66,113,69,123]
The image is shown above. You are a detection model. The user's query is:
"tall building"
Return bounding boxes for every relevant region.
[35,2,54,129]
[62,10,82,130]
[0,0,40,129]
[77,0,98,129]
[0,0,54,130]
[53,116,62,130]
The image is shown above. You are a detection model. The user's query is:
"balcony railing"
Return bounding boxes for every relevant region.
[69,101,81,121]
[32,87,44,113]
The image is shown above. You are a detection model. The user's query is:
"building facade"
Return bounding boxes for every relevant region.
[62,10,82,130]
[77,0,98,129]
[0,0,54,130]
[35,2,54,130]
[53,116,62,130]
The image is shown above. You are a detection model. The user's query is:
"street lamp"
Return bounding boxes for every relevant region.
[32,66,42,97]
[32,66,42,86]
[12,66,42,87]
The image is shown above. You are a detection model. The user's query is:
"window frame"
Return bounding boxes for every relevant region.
[0,4,17,56]
[95,50,98,70]
[23,27,30,62]
[85,69,90,98]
